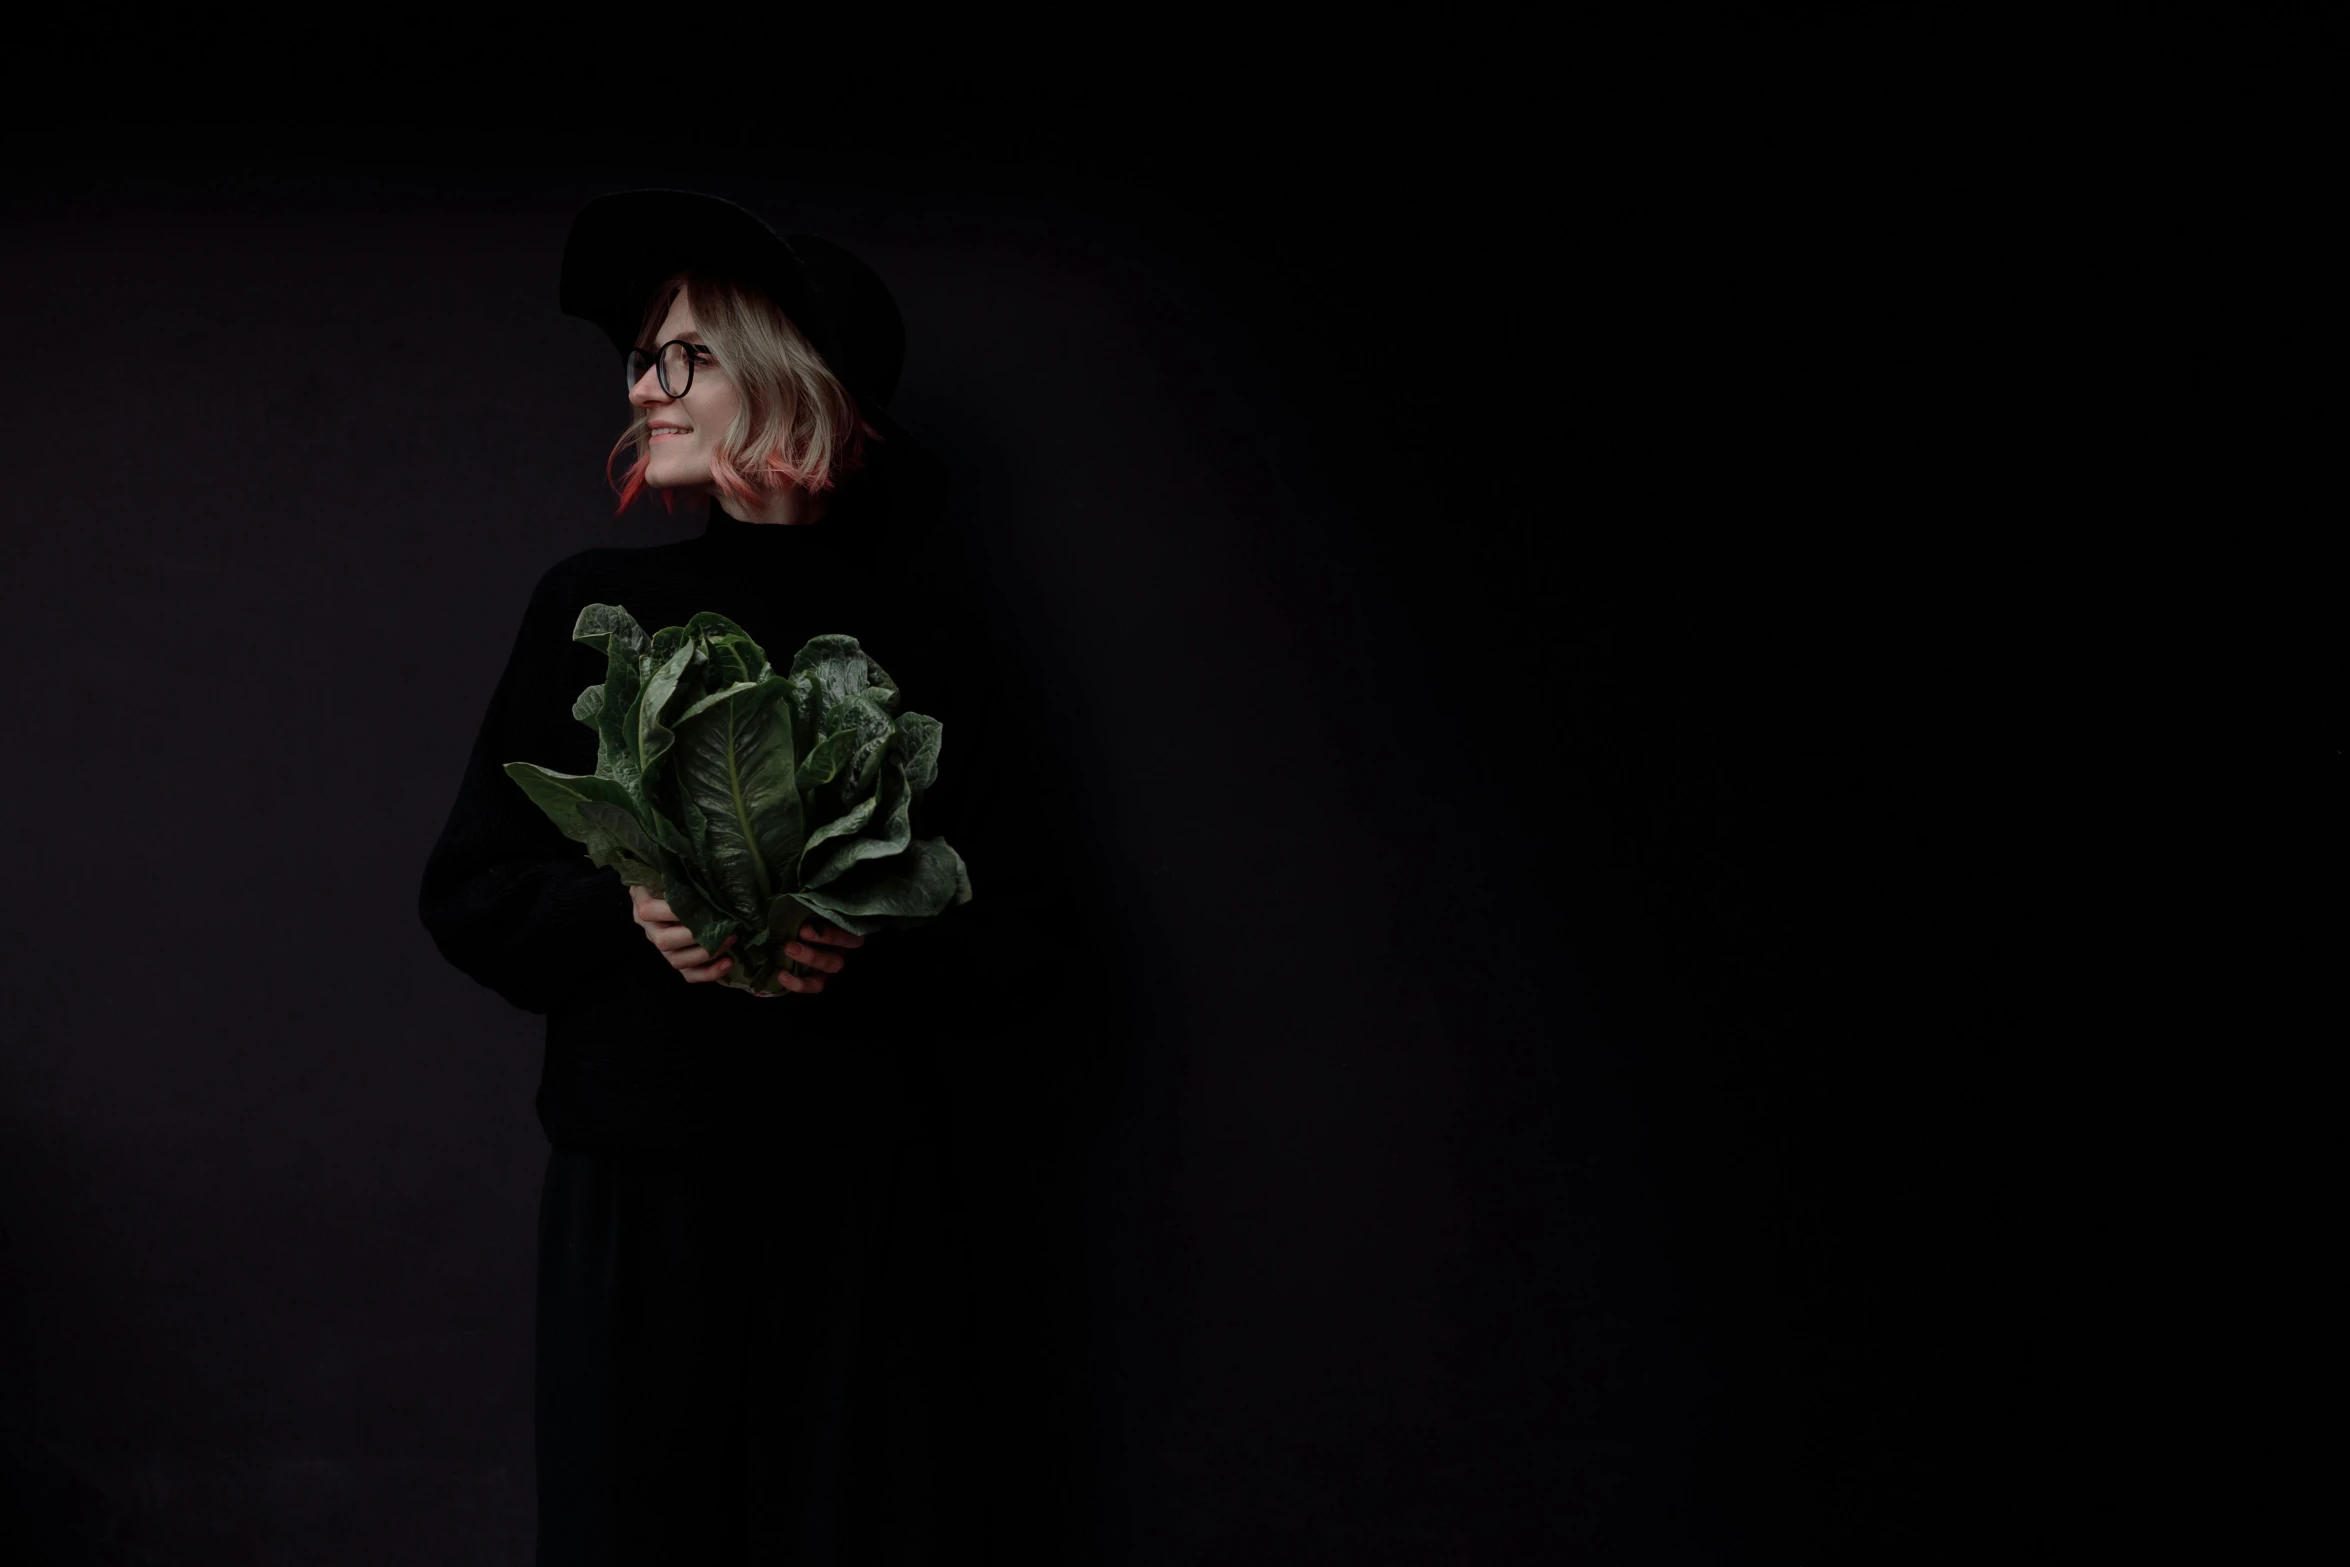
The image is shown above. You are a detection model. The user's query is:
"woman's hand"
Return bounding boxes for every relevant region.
[761,921,866,997]
[629,886,865,995]
[630,884,736,983]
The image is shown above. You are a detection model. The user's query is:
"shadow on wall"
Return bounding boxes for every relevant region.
[892,374,1174,1127]
[1,1217,106,1565]
[876,384,1167,1556]
[0,1442,109,1567]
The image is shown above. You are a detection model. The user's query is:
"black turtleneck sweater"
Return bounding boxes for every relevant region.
[419,461,1044,1153]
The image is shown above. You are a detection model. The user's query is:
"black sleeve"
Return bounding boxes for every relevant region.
[418,558,654,1015]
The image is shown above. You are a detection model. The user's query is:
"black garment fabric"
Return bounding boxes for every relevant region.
[420,448,1048,1152]
[533,1092,968,1566]
[420,451,1055,1562]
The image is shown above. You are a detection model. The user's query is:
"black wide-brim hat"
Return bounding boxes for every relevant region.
[558,188,934,481]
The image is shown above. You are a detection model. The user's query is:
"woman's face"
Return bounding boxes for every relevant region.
[629,291,737,491]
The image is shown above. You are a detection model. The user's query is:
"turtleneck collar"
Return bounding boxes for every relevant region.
[692,475,881,560]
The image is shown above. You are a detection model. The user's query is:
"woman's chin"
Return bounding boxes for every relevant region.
[645,462,708,492]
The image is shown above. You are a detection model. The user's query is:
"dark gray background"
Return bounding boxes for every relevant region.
[3,144,1693,1562]
[2,14,2330,1564]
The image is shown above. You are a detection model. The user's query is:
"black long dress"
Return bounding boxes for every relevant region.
[419,452,1043,1564]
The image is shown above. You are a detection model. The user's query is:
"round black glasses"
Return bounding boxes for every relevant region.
[625,338,714,398]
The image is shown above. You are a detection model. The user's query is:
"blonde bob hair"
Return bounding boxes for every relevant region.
[607,267,882,517]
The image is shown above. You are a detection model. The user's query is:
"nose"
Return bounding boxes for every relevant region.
[628,362,671,411]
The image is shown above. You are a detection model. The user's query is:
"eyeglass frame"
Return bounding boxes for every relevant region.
[626,337,717,399]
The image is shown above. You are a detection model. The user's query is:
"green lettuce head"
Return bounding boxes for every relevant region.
[503,605,971,997]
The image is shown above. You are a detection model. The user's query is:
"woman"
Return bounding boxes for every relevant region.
[418,190,1012,1563]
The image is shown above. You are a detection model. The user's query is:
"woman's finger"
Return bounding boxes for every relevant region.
[683,954,732,983]
[661,930,731,967]
[775,969,825,994]
[799,922,864,949]
[782,940,846,975]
